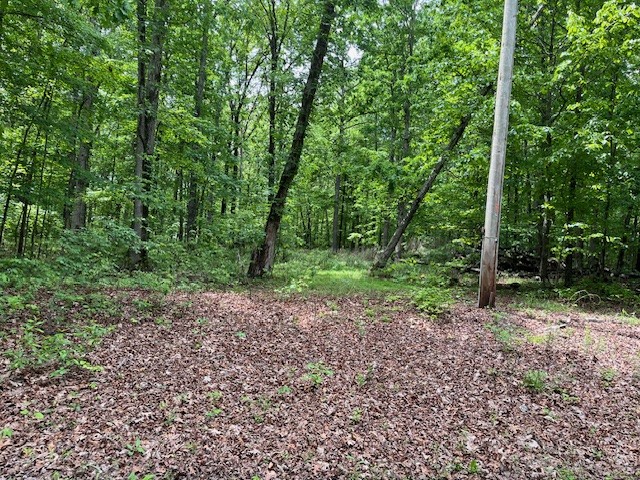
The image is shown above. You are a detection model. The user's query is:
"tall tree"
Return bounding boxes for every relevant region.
[248,0,336,277]
[131,0,170,268]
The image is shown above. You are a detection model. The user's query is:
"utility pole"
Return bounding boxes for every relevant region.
[478,0,518,308]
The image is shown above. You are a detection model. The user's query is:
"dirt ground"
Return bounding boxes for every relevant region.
[1,290,639,479]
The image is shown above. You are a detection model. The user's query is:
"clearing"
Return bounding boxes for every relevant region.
[1,288,639,479]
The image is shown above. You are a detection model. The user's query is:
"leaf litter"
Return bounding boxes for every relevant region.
[0,290,639,479]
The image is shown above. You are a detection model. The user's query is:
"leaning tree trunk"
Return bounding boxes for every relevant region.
[131,0,169,269]
[371,114,472,271]
[371,84,493,271]
[248,0,335,277]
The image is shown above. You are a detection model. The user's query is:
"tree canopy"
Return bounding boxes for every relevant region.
[1,0,639,283]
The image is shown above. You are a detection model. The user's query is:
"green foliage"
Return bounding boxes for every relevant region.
[600,367,617,386]
[4,318,112,377]
[522,370,548,392]
[277,385,292,395]
[485,318,523,352]
[413,287,452,317]
[349,407,363,423]
[301,361,334,387]
[125,438,146,456]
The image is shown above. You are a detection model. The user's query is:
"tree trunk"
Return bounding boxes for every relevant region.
[68,85,97,230]
[616,206,632,274]
[332,173,341,252]
[372,112,475,271]
[248,1,335,277]
[0,87,52,246]
[186,14,208,242]
[131,0,169,269]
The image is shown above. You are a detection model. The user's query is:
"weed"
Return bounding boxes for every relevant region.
[154,317,171,328]
[485,321,522,352]
[277,385,292,395]
[127,474,155,480]
[20,409,45,421]
[301,361,334,386]
[522,370,548,392]
[355,364,376,387]
[468,459,480,474]
[618,310,640,325]
[205,408,223,418]
[125,438,145,456]
[207,390,223,402]
[600,367,617,386]
[163,411,177,426]
[1,427,14,437]
[350,407,363,423]
[413,287,452,316]
[355,319,366,336]
[235,331,247,340]
[4,318,111,377]
[560,391,580,404]
[557,467,577,480]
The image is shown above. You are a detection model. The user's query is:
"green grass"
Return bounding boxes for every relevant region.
[305,269,409,296]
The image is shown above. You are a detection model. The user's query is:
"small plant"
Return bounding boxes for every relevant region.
[205,408,223,418]
[600,367,617,386]
[485,321,521,352]
[522,369,548,392]
[4,318,110,377]
[127,474,155,480]
[207,390,223,402]
[350,407,363,423]
[126,438,146,456]
[413,287,452,317]
[557,467,577,480]
[277,385,292,395]
[154,316,171,328]
[301,361,334,386]
[355,364,376,387]
[468,459,480,474]
[234,331,247,339]
[1,427,14,438]
[132,298,153,312]
[20,409,45,421]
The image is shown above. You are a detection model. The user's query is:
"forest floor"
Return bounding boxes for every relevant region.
[1,286,639,479]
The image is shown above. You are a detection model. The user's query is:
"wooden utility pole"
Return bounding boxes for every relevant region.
[478,0,518,308]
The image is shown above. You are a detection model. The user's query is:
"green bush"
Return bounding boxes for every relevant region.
[413,286,452,316]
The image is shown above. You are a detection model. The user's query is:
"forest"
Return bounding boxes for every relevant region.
[1,0,640,478]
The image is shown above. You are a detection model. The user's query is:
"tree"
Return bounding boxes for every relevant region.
[248,0,336,277]
[131,0,170,269]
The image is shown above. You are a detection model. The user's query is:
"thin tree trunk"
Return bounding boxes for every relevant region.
[186,14,208,241]
[68,86,97,230]
[131,0,169,269]
[0,87,52,246]
[616,206,632,274]
[332,173,341,252]
[248,0,335,277]
[372,112,474,271]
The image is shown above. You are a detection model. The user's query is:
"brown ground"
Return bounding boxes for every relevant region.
[1,290,639,479]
